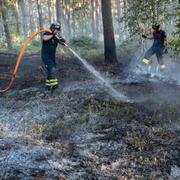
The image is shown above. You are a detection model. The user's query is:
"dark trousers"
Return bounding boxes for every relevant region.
[144,44,165,65]
[42,53,57,80]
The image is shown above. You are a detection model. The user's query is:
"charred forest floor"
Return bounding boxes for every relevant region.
[0,53,180,179]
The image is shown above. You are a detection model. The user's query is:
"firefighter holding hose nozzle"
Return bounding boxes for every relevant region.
[140,23,168,72]
[41,23,66,90]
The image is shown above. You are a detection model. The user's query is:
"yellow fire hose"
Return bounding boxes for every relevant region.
[0,29,52,93]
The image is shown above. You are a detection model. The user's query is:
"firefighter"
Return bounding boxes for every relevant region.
[141,23,168,71]
[41,23,66,89]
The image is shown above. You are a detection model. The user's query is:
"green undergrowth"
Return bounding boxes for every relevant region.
[169,38,180,53]
[41,96,180,180]
[0,36,138,62]
[42,96,180,143]
[13,39,41,54]
[69,36,104,59]
[86,97,180,123]
[0,33,42,55]
[43,113,89,141]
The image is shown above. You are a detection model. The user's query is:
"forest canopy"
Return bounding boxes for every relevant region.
[0,0,179,52]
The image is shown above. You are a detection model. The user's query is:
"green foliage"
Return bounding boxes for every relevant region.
[70,36,100,49]
[118,39,137,51]
[11,32,21,44]
[69,36,103,59]
[126,131,150,151]
[31,39,41,47]
[126,0,172,35]
[13,44,41,54]
[169,38,180,53]
[11,36,41,54]
[84,96,136,119]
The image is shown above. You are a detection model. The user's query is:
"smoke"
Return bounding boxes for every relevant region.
[122,38,180,104]
[166,57,180,85]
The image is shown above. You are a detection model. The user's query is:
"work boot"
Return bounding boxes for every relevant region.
[45,84,59,91]
[136,58,151,73]
[159,64,166,71]
[159,64,166,77]
[142,58,150,65]
[45,78,59,90]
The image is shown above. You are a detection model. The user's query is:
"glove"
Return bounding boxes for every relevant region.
[59,38,66,43]
[142,34,147,39]
[164,48,168,54]
[58,38,66,46]
[54,35,65,42]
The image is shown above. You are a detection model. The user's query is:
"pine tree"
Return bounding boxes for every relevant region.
[101,0,117,63]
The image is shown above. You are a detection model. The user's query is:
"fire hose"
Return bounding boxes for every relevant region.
[0,29,67,93]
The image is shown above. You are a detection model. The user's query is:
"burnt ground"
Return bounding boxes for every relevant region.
[0,53,180,179]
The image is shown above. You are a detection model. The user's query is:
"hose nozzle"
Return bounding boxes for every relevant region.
[63,43,68,47]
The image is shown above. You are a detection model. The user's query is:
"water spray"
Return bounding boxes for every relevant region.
[67,48,130,102]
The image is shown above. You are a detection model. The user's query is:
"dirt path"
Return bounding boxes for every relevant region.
[0,54,180,179]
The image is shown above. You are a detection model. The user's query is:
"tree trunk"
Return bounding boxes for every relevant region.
[0,0,13,49]
[47,0,52,24]
[123,0,127,39]
[52,0,56,22]
[56,0,61,24]
[95,0,100,39]
[72,0,76,37]
[28,0,34,34]
[72,11,75,37]
[64,0,71,37]
[101,0,117,64]
[36,0,43,30]
[19,0,28,38]
[14,1,20,34]
[36,0,43,40]
[91,0,96,38]
[116,0,121,40]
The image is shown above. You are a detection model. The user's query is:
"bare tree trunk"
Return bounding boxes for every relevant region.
[123,0,127,39]
[52,0,56,22]
[72,11,75,37]
[64,0,71,37]
[0,0,13,49]
[36,0,43,40]
[152,2,156,23]
[156,0,160,22]
[67,4,71,37]
[116,0,121,40]
[19,0,28,38]
[28,0,34,34]
[101,0,117,64]
[47,0,52,24]
[14,1,20,34]
[56,0,61,24]
[36,0,43,30]
[95,0,100,39]
[91,0,96,38]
